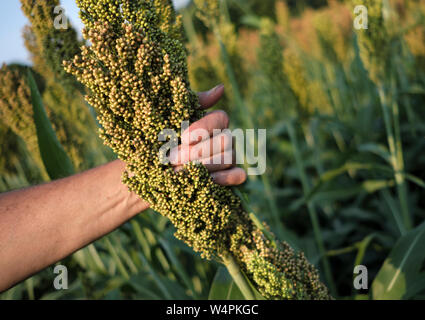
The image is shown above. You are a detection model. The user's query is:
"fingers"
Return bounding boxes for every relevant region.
[211,167,247,186]
[200,149,235,172]
[170,131,233,165]
[173,149,235,173]
[174,161,247,186]
[197,84,224,110]
[181,110,229,145]
[181,84,226,145]
[174,166,247,186]
[170,84,247,187]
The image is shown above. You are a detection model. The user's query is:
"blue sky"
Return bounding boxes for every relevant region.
[0,0,190,65]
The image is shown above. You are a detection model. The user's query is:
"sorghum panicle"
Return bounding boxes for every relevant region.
[20,0,84,93]
[351,0,393,84]
[20,0,105,169]
[0,65,42,164]
[64,0,331,300]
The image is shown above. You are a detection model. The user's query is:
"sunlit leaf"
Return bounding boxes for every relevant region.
[372,222,425,299]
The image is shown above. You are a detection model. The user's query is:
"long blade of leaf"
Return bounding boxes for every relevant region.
[27,69,75,180]
[372,222,425,299]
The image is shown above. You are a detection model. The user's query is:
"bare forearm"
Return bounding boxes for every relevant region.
[0,160,149,291]
[0,87,245,292]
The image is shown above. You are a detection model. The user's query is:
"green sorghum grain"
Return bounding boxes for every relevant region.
[64,0,331,300]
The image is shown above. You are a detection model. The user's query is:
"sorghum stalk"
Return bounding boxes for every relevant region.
[194,1,288,241]
[65,0,331,300]
[286,121,336,296]
[20,0,83,93]
[352,0,412,231]
[256,18,294,122]
[257,20,336,294]
[20,0,106,170]
[222,253,255,300]
[194,0,248,113]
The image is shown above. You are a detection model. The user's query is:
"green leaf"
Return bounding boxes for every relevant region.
[403,173,425,189]
[128,274,163,300]
[310,180,394,203]
[27,69,75,180]
[354,234,376,268]
[159,238,199,299]
[305,162,393,202]
[358,143,390,163]
[208,267,244,300]
[372,222,425,299]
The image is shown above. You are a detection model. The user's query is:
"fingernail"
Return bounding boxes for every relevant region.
[209,84,224,95]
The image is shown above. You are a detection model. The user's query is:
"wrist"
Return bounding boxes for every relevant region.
[111,160,150,218]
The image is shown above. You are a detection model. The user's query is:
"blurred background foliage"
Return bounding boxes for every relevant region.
[1,0,425,300]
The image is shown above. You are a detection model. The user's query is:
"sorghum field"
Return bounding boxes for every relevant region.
[1,0,425,300]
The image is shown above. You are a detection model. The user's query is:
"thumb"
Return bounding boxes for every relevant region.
[197,84,224,110]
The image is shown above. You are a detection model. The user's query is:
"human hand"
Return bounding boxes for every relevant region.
[169,84,247,186]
